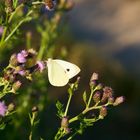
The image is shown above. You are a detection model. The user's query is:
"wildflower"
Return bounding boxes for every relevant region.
[45,0,56,11]
[0,26,4,36]
[0,101,7,117]
[90,72,98,81]
[37,61,45,72]
[99,106,107,119]
[18,70,26,76]
[89,73,98,87]
[101,87,113,103]
[61,116,69,128]
[17,50,28,63]
[113,96,124,106]
[12,80,22,93]
[28,49,37,58]
[9,54,18,66]
[93,91,101,103]
[8,103,15,112]
[108,97,114,104]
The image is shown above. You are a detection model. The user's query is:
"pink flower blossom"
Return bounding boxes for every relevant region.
[17,50,28,63]
[0,26,4,36]
[37,61,45,72]
[0,101,7,117]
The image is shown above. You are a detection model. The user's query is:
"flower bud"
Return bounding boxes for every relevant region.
[8,103,15,112]
[28,49,37,58]
[5,0,14,13]
[32,106,38,112]
[108,97,114,104]
[113,96,124,106]
[93,91,101,103]
[90,72,99,81]
[65,127,71,134]
[12,81,22,93]
[95,83,103,90]
[99,106,107,119]
[9,54,18,66]
[61,116,69,128]
[101,87,113,103]
[103,87,113,98]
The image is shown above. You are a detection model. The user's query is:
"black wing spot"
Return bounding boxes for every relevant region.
[66,68,70,72]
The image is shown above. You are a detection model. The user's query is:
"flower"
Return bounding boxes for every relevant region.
[0,101,7,117]
[113,96,124,106]
[0,26,4,36]
[45,0,56,11]
[37,61,45,72]
[17,50,28,63]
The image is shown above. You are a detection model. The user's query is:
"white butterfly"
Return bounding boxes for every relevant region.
[46,58,81,87]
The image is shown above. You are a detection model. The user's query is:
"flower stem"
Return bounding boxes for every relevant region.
[64,88,73,117]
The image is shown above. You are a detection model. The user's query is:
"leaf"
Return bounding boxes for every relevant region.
[56,100,64,117]
[83,91,87,105]
[0,122,6,130]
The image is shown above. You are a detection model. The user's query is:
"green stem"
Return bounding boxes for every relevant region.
[54,127,65,140]
[29,113,36,140]
[87,88,96,108]
[3,10,33,45]
[69,102,109,124]
[64,88,73,117]
[0,4,24,47]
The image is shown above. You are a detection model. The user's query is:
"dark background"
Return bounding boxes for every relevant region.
[64,0,140,139]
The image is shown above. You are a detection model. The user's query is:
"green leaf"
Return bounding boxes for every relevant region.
[83,91,87,105]
[0,122,6,130]
[56,100,64,117]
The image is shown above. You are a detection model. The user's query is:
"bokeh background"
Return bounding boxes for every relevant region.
[0,0,140,140]
[65,0,140,139]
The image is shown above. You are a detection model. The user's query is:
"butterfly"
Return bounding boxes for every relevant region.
[46,58,80,87]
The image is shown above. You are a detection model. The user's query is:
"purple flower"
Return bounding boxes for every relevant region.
[17,50,28,63]
[37,61,45,72]
[0,101,7,117]
[45,0,56,11]
[0,26,4,36]
[18,70,26,76]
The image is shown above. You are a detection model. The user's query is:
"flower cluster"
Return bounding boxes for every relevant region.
[89,73,124,119]
[55,73,124,139]
[6,49,46,82]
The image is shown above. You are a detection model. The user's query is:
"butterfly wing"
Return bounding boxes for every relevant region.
[53,59,80,79]
[47,59,69,86]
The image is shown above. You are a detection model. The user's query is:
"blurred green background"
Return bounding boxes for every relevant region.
[0,0,140,139]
